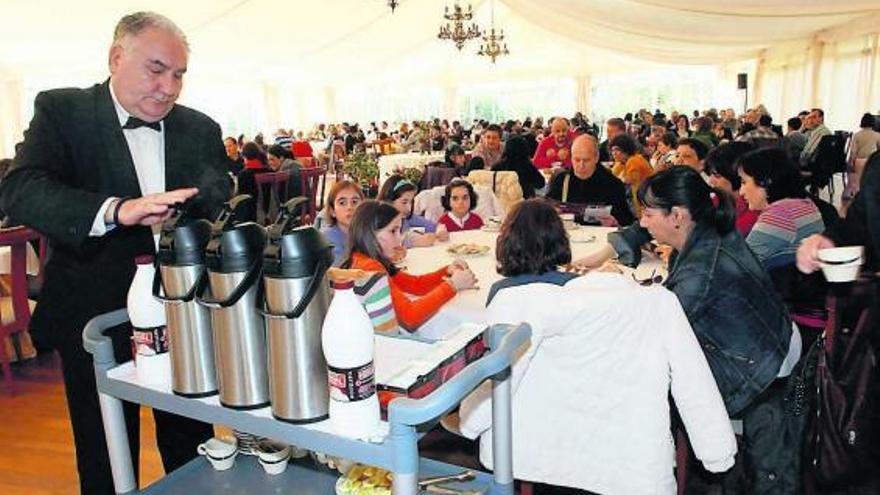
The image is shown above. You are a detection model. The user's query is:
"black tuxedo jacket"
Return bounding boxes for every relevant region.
[0,80,231,346]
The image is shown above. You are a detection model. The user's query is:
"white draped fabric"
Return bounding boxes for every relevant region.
[1,1,879,155]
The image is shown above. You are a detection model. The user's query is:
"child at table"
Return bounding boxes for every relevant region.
[320,180,364,265]
[342,200,477,332]
[438,179,484,232]
[378,175,449,248]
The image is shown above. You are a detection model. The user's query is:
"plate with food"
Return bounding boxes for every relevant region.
[336,464,392,495]
[569,231,597,243]
[447,243,491,258]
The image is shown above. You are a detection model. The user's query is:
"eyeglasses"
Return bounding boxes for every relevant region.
[632,269,665,286]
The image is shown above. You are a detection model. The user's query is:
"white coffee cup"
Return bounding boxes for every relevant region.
[560,213,576,229]
[255,440,291,476]
[197,438,238,471]
[818,246,864,283]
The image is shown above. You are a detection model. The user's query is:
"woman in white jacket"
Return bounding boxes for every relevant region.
[457,199,736,495]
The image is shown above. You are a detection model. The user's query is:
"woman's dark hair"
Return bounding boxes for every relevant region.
[496,199,571,277]
[445,143,465,167]
[498,134,532,169]
[609,134,638,156]
[377,174,418,219]
[677,137,709,160]
[860,113,876,129]
[676,114,690,128]
[638,166,735,234]
[267,144,292,160]
[342,200,402,275]
[737,147,807,203]
[660,132,678,148]
[704,141,754,190]
[241,141,267,165]
[441,179,478,211]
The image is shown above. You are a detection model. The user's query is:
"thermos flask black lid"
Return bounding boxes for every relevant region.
[263,197,333,279]
[205,195,267,273]
[157,203,212,267]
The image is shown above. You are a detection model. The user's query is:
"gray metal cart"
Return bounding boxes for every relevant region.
[83,309,530,495]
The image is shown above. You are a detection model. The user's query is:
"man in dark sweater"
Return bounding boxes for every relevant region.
[546,135,635,226]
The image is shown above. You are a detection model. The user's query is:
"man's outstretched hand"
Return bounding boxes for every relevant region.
[114,188,200,226]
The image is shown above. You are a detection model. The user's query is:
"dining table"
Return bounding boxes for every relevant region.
[403,226,663,340]
[378,152,445,180]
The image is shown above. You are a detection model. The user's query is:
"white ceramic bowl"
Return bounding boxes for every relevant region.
[818,246,864,283]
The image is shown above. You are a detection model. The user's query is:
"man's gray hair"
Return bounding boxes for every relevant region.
[112,11,189,51]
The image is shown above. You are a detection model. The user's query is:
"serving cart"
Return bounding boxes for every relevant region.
[83,308,530,495]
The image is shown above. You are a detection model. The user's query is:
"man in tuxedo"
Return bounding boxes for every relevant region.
[0,12,230,494]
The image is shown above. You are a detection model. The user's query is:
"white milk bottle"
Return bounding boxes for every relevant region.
[128,255,171,386]
[322,279,380,440]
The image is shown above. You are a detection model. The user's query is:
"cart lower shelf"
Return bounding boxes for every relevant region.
[143,455,492,494]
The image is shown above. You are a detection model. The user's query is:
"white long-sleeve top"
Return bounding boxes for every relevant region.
[458,272,737,495]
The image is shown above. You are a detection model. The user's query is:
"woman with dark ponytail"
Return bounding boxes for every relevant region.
[574,166,804,494]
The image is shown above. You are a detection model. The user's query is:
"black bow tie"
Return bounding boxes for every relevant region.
[122,116,161,132]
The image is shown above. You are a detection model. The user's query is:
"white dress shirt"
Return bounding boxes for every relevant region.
[90,82,166,236]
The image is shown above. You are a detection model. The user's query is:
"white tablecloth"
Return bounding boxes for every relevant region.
[378,152,444,180]
[404,228,660,340]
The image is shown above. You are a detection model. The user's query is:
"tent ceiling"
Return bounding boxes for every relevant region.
[1,1,878,87]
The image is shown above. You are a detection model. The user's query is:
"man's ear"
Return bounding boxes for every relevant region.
[108,44,123,74]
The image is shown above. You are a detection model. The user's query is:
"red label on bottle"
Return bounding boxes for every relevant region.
[131,326,168,356]
[327,362,376,402]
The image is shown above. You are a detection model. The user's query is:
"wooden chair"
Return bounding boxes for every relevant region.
[0,226,40,394]
[300,167,328,224]
[254,171,291,225]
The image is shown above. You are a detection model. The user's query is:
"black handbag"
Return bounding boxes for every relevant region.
[810,281,878,485]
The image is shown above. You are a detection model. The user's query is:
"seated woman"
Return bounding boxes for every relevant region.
[236,142,272,221]
[492,134,545,199]
[320,180,364,266]
[703,141,758,236]
[738,147,830,338]
[458,199,736,494]
[574,166,804,494]
[377,175,449,248]
[650,131,678,173]
[609,134,653,216]
[342,201,477,331]
[438,179,484,232]
[266,144,303,199]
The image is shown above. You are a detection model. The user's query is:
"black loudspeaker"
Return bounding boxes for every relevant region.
[737,73,748,90]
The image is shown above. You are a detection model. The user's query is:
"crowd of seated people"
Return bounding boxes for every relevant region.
[5,99,880,495]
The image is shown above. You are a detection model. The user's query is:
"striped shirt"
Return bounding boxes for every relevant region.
[746,198,824,270]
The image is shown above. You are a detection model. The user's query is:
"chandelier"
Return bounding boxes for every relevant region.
[388,0,399,12]
[438,2,481,51]
[478,0,509,63]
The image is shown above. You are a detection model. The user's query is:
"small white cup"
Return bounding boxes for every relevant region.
[255,441,290,476]
[818,246,864,283]
[197,438,238,471]
[560,213,576,229]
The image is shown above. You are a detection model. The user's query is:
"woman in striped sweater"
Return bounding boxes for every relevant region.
[738,147,828,339]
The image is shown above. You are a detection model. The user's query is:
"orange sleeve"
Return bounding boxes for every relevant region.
[392,265,449,295]
[389,275,456,331]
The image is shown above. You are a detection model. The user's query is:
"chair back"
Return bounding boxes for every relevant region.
[300,167,328,223]
[808,134,847,192]
[0,226,39,393]
[254,171,290,225]
[421,164,458,189]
